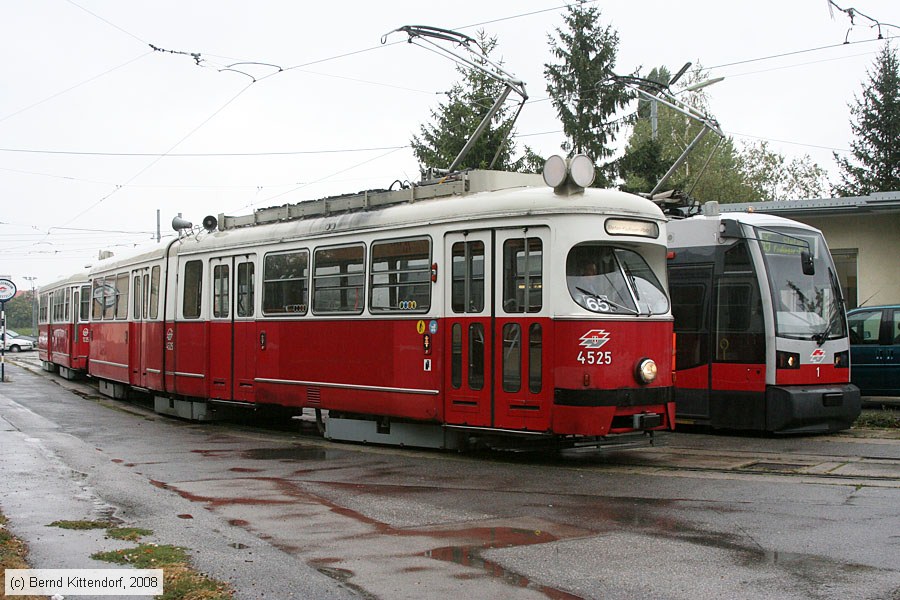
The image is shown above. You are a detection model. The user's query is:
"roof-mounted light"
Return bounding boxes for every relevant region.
[542,155,567,188]
[569,154,596,188]
[542,154,596,195]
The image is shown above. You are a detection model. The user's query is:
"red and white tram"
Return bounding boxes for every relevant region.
[37,274,92,380]
[43,158,676,448]
[667,203,861,433]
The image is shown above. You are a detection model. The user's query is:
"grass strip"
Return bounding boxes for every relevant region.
[92,544,232,600]
[0,512,43,600]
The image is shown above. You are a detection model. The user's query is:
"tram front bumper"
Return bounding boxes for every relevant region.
[766,383,861,434]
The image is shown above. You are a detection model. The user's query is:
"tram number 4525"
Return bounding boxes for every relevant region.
[577,351,612,365]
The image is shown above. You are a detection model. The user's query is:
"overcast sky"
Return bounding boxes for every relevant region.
[1,0,897,291]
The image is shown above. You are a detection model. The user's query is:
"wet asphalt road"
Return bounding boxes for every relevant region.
[1,354,899,600]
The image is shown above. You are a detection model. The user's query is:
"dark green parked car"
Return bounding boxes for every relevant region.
[847,305,900,397]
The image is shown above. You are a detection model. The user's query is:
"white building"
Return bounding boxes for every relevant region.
[719,191,900,309]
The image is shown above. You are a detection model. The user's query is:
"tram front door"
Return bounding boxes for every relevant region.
[443,228,550,432]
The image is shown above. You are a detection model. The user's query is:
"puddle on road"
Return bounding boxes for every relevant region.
[241,446,333,461]
[424,527,584,599]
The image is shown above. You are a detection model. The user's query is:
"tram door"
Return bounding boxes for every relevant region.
[208,255,257,403]
[130,268,146,388]
[443,228,550,430]
[129,266,161,389]
[444,231,493,427]
[670,265,714,420]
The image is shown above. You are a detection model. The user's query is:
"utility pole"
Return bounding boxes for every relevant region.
[23,276,37,336]
[0,276,17,383]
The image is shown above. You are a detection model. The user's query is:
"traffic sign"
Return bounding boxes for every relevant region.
[0,278,16,302]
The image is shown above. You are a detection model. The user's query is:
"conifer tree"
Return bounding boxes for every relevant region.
[834,43,900,196]
[544,1,632,187]
[411,31,538,174]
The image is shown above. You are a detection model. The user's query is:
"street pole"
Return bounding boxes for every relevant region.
[0,277,15,383]
[24,276,37,336]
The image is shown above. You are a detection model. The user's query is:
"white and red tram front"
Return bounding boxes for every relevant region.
[37,274,91,380]
[81,170,675,448]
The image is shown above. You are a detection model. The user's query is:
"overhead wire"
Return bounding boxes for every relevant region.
[8,1,894,228]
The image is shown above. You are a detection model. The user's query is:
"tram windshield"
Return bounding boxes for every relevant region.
[566,244,668,315]
[756,227,847,342]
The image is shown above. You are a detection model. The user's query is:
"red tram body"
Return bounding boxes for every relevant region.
[37,275,91,380]
[40,167,676,448]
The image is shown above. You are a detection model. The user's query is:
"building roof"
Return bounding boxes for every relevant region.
[718,191,900,217]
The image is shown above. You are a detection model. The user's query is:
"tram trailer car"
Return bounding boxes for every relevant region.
[37,274,92,380]
[71,163,676,449]
[666,203,861,434]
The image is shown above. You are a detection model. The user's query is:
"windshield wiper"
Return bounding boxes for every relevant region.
[813,269,845,346]
[621,262,652,316]
[576,287,638,315]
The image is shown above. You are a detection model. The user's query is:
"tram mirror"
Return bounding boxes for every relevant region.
[719,219,744,239]
[801,250,815,276]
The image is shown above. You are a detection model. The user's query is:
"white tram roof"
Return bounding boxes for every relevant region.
[86,169,665,275]
[39,271,90,294]
[666,204,825,250]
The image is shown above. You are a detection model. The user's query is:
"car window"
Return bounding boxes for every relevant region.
[848,310,883,345]
[892,310,900,345]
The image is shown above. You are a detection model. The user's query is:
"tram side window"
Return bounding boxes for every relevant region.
[724,241,752,272]
[451,241,485,313]
[714,281,764,363]
[370,238,431,312]
[502,323,522,392]
[39,294,49,324]
[79,285,91,322]
[183,260,203,319]
[92,278,104,320]
[263,250,308,315]
[50,289,62,322]
[103,278,116,320]
[469,323,485,390]
[114,273,128,320]
[237,261,255,317]
[451,323,462,389]
[141,274,149,319]
[149,266,160,320]
[670,283,709,369]
[529,323,542,394]
[502,238,542,313]
[213,264,230,318]
[133,275,143,320]
[671,282,709,370]
[313,245,365,314]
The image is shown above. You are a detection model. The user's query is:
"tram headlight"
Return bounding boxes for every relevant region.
[834,350,849,369]
[776,350,800,369]
[635,358,658,384]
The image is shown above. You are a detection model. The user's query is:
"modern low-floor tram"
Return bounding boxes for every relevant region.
[667,203,861,434]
